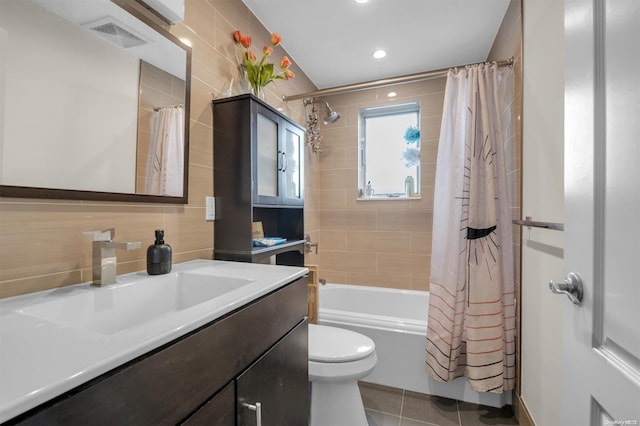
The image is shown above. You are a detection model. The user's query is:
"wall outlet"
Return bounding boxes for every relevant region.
[205,196,215,220]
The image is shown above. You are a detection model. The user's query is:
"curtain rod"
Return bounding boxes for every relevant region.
[283,57,514,103]
[153,104,184,111]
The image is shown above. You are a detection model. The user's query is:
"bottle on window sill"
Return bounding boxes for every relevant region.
[404,176,415,197]
[365,181,375,197]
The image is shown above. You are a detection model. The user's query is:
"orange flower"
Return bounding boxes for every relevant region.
[270,33,282,46]
[240,35,252,48]
[280,56,292,69]
[232,29,295,95]
[232,30,252,48]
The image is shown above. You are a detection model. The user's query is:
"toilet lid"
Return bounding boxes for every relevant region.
[308,324,375,362]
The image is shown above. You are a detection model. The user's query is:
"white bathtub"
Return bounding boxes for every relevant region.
[318,284,511,408]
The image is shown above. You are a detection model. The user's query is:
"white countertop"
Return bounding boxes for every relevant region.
[0,260,307,423]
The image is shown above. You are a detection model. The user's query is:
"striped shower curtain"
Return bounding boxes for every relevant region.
[425,64,515,393]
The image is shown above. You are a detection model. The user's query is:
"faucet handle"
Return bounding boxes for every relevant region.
[100,227,115,241]
[84,228,115,242]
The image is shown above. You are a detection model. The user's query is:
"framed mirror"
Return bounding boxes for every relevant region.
[0,0,191,203]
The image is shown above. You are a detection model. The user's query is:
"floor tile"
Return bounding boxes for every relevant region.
[360,382,404,416]
[458,402,519,426]
[399,417,441,426]
[401,391,460,426]
[366,408,402,426]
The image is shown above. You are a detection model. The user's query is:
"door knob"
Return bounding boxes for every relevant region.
[549,272,583,305]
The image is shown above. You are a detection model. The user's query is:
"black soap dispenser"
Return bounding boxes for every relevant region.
[147,229,172,275]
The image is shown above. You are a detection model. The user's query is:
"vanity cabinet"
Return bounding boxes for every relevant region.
[212,94,305,265]
[8,277,309,426]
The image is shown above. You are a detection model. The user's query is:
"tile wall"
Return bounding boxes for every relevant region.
[0,0,317,298]
[303,79,446,291]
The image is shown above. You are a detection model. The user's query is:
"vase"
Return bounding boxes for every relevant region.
[237,65,251,94]
[252,85,265,100]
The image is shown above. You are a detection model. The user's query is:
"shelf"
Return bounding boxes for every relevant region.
[214,240,305,264]
[213,95,305,267]
[252,239,305,255]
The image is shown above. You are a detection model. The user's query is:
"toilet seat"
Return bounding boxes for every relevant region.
[309,324,375,363]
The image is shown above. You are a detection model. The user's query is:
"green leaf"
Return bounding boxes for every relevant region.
[260,63,274,86]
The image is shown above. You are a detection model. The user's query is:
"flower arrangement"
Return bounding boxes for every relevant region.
[401,126,421,167]
[232,30,295,97]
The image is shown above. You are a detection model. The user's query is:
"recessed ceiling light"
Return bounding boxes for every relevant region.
[387,91,397,98]
[372,49,386,59]
[355,0,369,3]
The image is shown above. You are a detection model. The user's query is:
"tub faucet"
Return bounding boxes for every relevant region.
[91,228,141,286]
[304,234,318,254]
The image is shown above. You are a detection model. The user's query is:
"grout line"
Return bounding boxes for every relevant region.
[398,388,405,423]
[456,400,462,426]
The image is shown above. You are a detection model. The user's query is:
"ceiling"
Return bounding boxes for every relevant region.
[241,0,511,90]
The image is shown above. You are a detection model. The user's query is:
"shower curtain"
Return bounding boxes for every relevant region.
[146,105,184,196]
[425,64,515,393]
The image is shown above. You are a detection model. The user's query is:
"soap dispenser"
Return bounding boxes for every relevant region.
[147,229,172,275]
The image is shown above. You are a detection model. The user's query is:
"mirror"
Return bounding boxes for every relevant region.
[0,0,191,203]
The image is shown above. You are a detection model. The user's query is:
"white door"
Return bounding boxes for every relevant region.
[563,0,640,424]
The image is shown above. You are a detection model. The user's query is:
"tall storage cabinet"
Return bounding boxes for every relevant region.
[213,94,305,265]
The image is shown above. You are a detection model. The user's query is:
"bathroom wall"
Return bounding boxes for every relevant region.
[520,0,565,425]
[0,0,316,298]
[304,78,446,291]
[486,0,529,422]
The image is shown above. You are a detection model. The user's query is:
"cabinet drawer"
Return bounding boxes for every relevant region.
[12,277,307,425]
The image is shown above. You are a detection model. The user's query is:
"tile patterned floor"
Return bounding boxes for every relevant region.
[359,382,519,426]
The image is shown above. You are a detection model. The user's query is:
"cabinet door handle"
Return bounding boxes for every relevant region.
[277,150,283,171]
[242,402,262,426]
[281,152,288,172]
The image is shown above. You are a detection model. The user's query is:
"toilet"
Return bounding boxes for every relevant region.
[308,324,377,426]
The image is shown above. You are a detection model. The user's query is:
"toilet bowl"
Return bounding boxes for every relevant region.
[308,324,377,426]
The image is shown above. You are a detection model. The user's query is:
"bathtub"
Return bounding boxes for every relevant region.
[318,284,511,408]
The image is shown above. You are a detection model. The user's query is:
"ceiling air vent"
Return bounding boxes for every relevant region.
[83,16,149,49]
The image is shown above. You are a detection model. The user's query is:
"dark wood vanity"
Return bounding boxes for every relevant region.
[5,277,309,426]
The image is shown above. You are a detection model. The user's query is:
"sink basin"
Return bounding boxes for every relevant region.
[18,272,255,335]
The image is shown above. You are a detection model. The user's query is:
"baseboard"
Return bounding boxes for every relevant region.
[513,392,535,426]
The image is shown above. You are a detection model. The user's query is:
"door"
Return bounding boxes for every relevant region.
[563,0,640,424]
[281,122,304,206]
[255,105,281,205]
[236,321,308,426]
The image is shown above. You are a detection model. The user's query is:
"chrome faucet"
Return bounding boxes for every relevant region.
[91,228,141,286]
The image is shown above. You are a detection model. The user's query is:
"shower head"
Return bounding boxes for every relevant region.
[304,98,341,125]
[323,102,341,124]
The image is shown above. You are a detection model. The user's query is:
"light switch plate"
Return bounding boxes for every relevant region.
[205,196,215,220]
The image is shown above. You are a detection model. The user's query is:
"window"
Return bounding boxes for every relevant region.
[358,102,420,198]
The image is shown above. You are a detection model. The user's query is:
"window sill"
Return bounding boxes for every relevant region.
[357,195,422,201]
